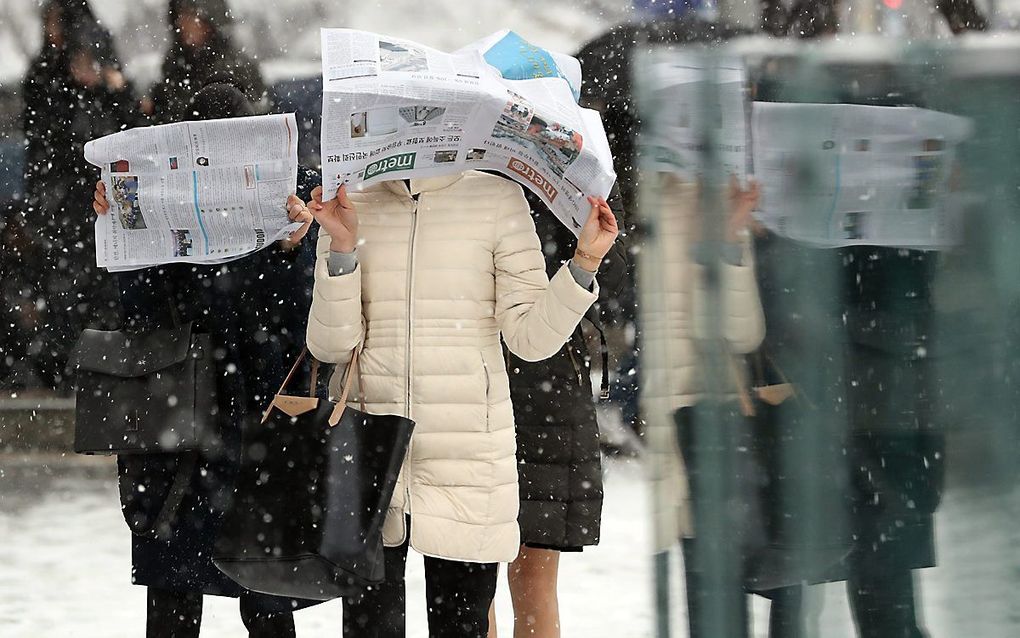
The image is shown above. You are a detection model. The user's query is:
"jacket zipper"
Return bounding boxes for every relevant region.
[403,189,421,541]
[406,192,420,417]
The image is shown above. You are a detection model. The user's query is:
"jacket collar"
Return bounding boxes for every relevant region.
[381,172,466,198]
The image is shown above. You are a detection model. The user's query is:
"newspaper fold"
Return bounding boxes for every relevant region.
[320,29,616,234]
[84,113,301,271]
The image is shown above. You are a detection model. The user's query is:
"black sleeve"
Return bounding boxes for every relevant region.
[595,181,630,300]
[296,165,321,204]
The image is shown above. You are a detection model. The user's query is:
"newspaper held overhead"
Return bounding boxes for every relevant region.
[84,113,302,271]
[320,29,616,235]
[752,102,972,249]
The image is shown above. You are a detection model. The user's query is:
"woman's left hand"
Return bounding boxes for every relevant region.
[574,196,619,272]
[278,194,313,250]
[726,176,760,243]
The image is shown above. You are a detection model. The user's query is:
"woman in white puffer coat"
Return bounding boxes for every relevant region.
[305,171,618,638]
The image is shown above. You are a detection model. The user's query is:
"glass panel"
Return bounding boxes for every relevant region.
[636,36,1020,637]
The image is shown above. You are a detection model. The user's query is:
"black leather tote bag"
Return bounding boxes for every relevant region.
[72,322,218,455]
[214,348,415,601]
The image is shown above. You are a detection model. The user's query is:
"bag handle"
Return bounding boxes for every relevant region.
[752,349,792,388]
[728,356,756,418]
[329,348,365,426]
[262,347,364,424]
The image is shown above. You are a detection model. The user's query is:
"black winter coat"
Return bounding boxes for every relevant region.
[151,0,266,124]
[507,185,628,550]
[116,167,319,596]
[841,246,943,573]
[22,51,144,387]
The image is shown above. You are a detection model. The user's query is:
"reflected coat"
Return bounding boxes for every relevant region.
[639,174,765,550]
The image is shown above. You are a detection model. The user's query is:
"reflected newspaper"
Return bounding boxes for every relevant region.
[752,102,972,249]
[84,113,302,271]
[319,29,616,234]
[641,52,749,181]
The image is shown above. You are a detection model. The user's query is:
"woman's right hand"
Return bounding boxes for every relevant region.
[93,180,109,215]
[309,185,359,253]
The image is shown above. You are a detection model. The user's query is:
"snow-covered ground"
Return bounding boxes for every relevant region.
[1,450,1018,637]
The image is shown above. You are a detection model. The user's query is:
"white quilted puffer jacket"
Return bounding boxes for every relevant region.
[306,171,598,563]
[639,173,766,551]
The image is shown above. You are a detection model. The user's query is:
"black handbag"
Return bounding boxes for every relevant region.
[72,321,219,455]
[214,348,415,601]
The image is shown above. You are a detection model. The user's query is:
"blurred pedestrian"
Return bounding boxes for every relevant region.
[91,80,317,638]
[149,0,267,123]
[21,0,142,391]
[640,174,765,638]
[839,245,943,638]
[305,169,618,636]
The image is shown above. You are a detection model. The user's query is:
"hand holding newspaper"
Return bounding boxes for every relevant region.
[84,113,302,271]
[319,29,616,235]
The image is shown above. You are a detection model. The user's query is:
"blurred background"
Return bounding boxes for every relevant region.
[2,0,1020,636]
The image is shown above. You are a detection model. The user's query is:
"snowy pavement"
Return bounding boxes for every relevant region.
[1,453,1017,637]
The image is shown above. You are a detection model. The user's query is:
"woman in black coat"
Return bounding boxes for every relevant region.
[22,0,141,390]
[149,0,266,124]
[840,246,943,638]
[92,82,319,638]
[491,186,628,636]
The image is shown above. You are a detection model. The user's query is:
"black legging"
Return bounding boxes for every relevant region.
[342,524,498,638]
[146,587,295,638]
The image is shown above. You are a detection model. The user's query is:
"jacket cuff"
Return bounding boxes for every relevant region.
[314,253,361,303]
[550,263,599,314]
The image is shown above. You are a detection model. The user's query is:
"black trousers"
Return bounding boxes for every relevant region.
[146,587,296,638]
[343,528,498,638]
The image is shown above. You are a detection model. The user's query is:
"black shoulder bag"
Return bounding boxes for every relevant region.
[72,293,218,538]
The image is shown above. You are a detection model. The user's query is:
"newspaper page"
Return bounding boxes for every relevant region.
[83,113,302,271]
[752,102,972,249]
[320,29,616,234]
[641,51,749,181]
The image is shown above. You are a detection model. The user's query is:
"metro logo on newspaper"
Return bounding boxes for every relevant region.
[507,158,557,202]
[365,152,416,179]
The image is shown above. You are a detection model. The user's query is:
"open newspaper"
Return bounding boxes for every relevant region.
[752,102,972,249]
[319,29,616,234]
[84,113,302,271]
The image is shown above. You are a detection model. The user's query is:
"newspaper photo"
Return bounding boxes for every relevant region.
[752,102,972,249]
[319,29,616,234]
[640,51,749,182]
[84,113,302,271]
